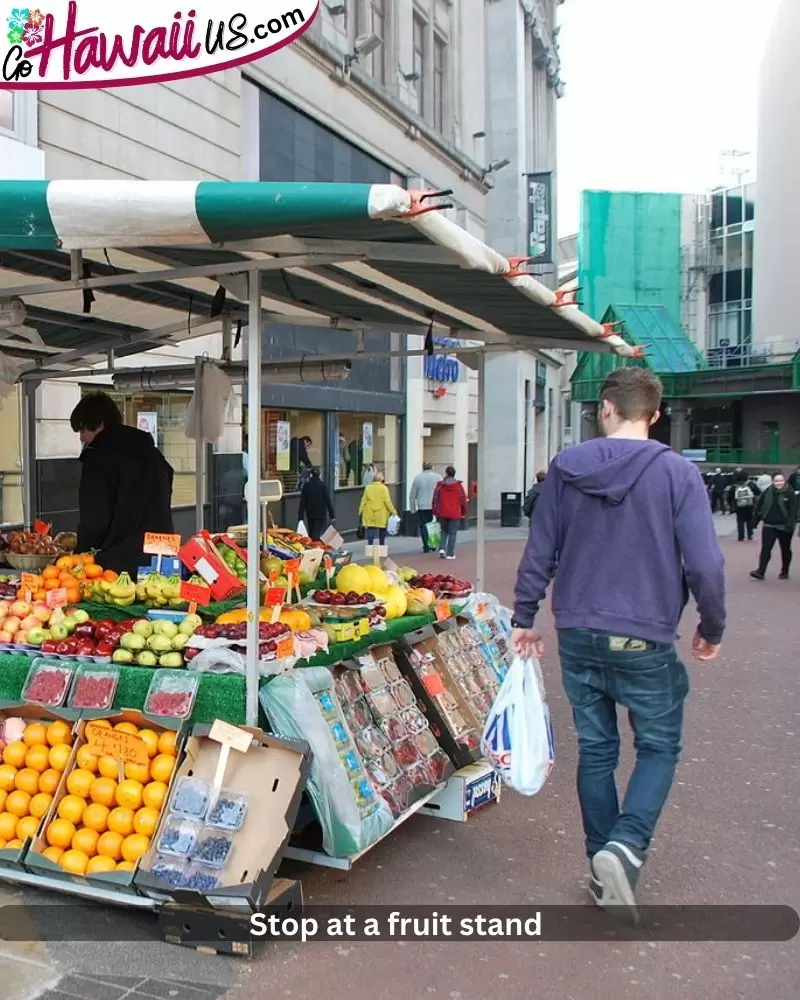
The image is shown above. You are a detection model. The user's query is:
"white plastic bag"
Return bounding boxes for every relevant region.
[387,514,401,536]
[184,363,233,442]
[297,520,308,537]
[481,655,554,796]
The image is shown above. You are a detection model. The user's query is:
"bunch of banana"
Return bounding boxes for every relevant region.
[108,571,137,607]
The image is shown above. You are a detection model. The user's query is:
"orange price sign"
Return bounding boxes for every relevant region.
[20,573,39,593]
[435,601,452,622]
[265,587,286,606]
[143,532,182,557]
[46,588,69,610]
[275,634,295,660]
[85,722,149,766]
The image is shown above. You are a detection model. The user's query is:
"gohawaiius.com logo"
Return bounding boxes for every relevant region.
[2,0,318,88]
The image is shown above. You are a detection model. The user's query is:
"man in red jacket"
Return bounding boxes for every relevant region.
[432,466,469,559]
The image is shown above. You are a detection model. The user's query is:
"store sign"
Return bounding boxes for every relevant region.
[0,2,318,90]
[424,355,459,383]
[527,172,553,264]
[275,420,291,471]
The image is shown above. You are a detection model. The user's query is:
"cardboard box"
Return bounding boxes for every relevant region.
[394,627,483,770]
[135,726,310,911]
[420,761,501,822]
[178,532,245,602]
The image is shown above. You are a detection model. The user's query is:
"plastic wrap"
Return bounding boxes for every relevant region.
[260,668,394,858]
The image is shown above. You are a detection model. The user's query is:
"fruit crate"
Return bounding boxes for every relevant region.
[178,532,245,602]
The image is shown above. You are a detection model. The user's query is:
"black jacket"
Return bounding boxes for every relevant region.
[523,483,544,519]
[754,486,799,533]
[76,424,174,575]
[298,477,334,522]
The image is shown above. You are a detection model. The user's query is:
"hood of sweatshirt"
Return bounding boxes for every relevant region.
[556,438,671,506]
[82,423,163,461]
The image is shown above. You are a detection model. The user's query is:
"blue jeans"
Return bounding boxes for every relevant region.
[366,527,386,545]
[557,628,689,859]
[439,518,458,556]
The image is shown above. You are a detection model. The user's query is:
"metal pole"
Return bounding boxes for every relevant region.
[21,380,38,528]
[194,356,205,534]
[476,350,486,592]
[245,269,262,728]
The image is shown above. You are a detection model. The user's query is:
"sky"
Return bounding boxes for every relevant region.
[556,0,780,235]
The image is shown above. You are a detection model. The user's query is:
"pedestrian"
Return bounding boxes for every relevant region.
[70,393,175,576]
[523,470,547,521]
[432,465,469,560]
[756,472,772,494]
[361,463,376,486]
[731,469,756,542]
[788,465,800,493]
[358,471,397,546]
[510,368,725,923]
[297,467,335,541]
[710,467,727,514]
[409,461,442,553]
[750,472,798,581]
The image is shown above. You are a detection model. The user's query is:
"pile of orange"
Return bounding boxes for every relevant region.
[16,553,117,604]
[37,721,178,877]
[0,719,74,851]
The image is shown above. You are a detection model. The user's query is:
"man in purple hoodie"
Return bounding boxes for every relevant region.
[511,368,725,923]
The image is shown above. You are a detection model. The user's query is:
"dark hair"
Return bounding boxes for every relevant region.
[70,392,123,432]
[734,469,748,484]
[302,436,312,445]
[599,368,663,422]
[310,466,321,477]
[536,470,546,483]
[445,465,456,477]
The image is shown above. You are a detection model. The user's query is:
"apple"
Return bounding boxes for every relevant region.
[117,620,135,633]
[4,617,20,635]
[26,627,48,647]
[70,608,90,624]
[20,615,40,633]
[76,639,96,656]
[32,603,51,623]
[10,601,30,619]
[0,631,12,644]
[62,615,78,633]
[40,639,58,654]
[49,622,69,641]
[15,632,28,645]
[95,639,115,657]
[0,601,8,620]
[73,623,95,639]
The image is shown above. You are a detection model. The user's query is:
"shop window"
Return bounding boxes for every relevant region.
[335,414,399,488]
[261,409,324,495]
[433,34,446,133]
[412,13,425,117]
[368,0,387,84]
[0,387,22,526]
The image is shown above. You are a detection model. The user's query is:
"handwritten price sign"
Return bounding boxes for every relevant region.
[46,588,69,610]
[85,722,149,766]
[143,533,182,557]
[435,601,452,622]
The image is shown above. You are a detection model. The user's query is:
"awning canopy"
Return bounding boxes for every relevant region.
[0,181,637,376]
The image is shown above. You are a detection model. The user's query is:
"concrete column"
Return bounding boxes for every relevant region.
[404,335,425,509]
[668,400,691,454]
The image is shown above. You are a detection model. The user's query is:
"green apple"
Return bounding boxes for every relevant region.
[26,627,47,646]
[170,633,189,650]
[49,622,69,641]
[112,648,134,664]
[132,619,154,639]
[62,615,78,633]
[71,609,90,624]
[120,632,146,651]
[158,652,184,668]
[135,650,158,667]
[147,634,173,653]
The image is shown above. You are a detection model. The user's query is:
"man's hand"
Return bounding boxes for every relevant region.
[511,627,545,660]
[692,630,721,662]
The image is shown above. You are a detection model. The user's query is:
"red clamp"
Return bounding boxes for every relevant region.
[630,345,647,359]
[553,288,579,308]
[599,322,624,339]
[406,189,455,218]
[506,256,535,278]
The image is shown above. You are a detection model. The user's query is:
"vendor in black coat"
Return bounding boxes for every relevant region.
[298,467,335,541]
[70,393,175,575]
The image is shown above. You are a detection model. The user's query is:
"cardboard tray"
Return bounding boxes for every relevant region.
[135,725,311,911]
[393,627,484,771]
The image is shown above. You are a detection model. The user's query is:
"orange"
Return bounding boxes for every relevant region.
[142,781,167,811]
[38,769,60,795]
[15,768,40,795]
[149,755,175,784]
[23,723,47,748]
[115,860,134,871]
[24,745,50,774]
[0,790,6,812]
[46,818,76,849]
[89,777,116,807]
[157,730,178,757]
[86,854,115,875]
[72,827,98,857]
[76,746,99,773]
[115,780,144,811]
[57,794,86,825]
[41,845,63,865]
[0,839,5,849]
[0,765,17,792]
[91,719,112,729]
[5,839,23,850]
[59,848,89,875]
[65,586,80,605]
[66,768,94,798]
[16,815,39,841]
[133,807,159,838]
[55,555,75,572]
[120,833,149,863]
[84,564,103,581]
[45,721,72,747]
[124,762,150,784]
[97,756,121,779]
[0,812,17,841]
[138,730,159,759]
[2,742,27,768]
[107,807,134,837]
[42,566,59,581]
[29,792,52,819]
[48,744,71,772]
[82,803,109,833]
[96,830,123,861]
[44,578,60,592]
[5,790,31,818]
[114,723,139,736]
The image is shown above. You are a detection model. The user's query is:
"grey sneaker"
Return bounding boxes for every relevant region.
[446,555,456,561]
[591,841,645,924]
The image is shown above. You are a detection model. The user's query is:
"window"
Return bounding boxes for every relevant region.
[0,91,13,133]
[433,35,446,132]
[261,409,324,495]
[335,414,400,489]
[412,13,425,117]
[0,386,22,526]
[368,0,386,84]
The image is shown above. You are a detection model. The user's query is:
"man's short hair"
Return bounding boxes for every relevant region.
[422,461,433,470]
[536,470,546,483]
[599,367,663,423]
[70,393,123,432]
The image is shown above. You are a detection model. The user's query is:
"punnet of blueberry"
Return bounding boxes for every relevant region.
[151,856,186,887]
[181,869,220,892]
[207,789,248,831]
[157,817,200,857]
[192,829,233,868]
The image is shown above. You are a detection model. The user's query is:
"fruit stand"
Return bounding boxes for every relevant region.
[0,178,630,950]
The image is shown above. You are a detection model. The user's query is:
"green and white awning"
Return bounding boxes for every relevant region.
[0,180,635,370]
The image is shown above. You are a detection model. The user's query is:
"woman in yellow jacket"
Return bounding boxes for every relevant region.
[358,470,397,545]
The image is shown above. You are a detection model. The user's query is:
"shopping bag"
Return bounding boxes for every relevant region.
[387,514,401,536]
[297,520,308,537]
[426,517,441,550]
[481,655,554,796]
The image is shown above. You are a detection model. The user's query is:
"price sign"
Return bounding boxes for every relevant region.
[275,634,295,660]
[209,719,252,790]
[265,587,286,606]
[85,722,149,766]
[179,581,211,606]
[268,567,280,583]
[21,573,39,593]
[46,588,69,610]
[143,533,182,557]
[421,673,446,697]
[435,601,452,622]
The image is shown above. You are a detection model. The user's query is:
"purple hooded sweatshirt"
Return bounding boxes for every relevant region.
[513,438,726,646]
